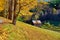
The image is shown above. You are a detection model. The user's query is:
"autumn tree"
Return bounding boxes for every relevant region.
[19,0,37,21]
[0,0,37,25]
[8,0,13,20]
[0,0,5,17]
[12,0,37,25]
[12,0,17,25]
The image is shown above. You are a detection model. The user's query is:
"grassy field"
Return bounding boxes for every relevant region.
[0,17,60,40]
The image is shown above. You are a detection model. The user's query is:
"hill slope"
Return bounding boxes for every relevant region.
[0,17,60,40]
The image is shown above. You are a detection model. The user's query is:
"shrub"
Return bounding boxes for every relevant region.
[17,16,24,22]
[40,22,58,31]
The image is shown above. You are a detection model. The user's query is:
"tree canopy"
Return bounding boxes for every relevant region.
[0,0,5,11]
[0,0,38,25]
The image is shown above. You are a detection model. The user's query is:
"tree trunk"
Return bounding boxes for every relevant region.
[12,0,17,25]
[12,13,17,25]
[8,0,13,20]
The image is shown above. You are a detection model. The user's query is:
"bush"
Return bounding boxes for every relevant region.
[40,22,60,31]
[17,16,24,22]
[41,22,54,29]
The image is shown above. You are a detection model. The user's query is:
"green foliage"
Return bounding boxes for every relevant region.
[41,22,60,32]
[49,0,60,8]
[50,0,60,4]
[41,22,54,29]
[17,16,24,22]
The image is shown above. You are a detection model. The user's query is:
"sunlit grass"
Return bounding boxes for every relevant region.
[0,21,60,40]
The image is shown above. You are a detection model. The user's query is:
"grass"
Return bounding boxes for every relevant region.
[0,17,60,40]
[0,21,60,40]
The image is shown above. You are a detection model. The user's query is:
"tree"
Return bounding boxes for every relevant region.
[8,0,13,20]
[30,2,49,20]
[0,0,37,25]
[12,0,37,25]
[49,0,60,9]
[12,0,17,25]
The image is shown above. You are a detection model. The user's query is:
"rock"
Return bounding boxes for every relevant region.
[0,20,3,24]
[32,20,42,26]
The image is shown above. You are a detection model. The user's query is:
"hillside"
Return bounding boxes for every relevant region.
[0,17,60,40]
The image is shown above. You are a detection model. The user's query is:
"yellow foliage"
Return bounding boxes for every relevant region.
[0,0,5,11]
[20,0,37,10]
[40,1,49,5]
[0,7,4,11]
[53,8,57,14]
[43,2,49,4]
[0,0,37,20]
[19,0,37,20]
[19,10,33,20]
